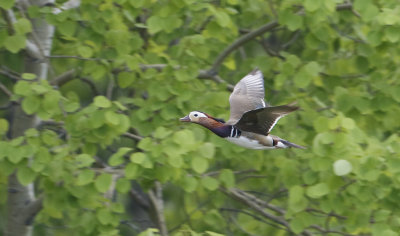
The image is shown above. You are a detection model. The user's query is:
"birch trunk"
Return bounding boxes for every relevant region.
[5,0,54,235]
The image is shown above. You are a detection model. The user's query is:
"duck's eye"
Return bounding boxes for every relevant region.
[194,114,198,117]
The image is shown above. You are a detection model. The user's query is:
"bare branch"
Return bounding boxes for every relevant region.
[197,70,235,91]
[0,82,13,97]
[48,55,108,61]
[106,76,114,99]
[130,188,151,210]
[122,132,143,141]
[221,188,313,236]
[220,208,287,232]
[282,30,301,49]
[49,69,76,86]
[209,2,355,73]
[148,181,168,236]
[210,20,279,73]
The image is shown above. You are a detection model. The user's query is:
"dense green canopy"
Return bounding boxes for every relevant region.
[1,0,400,235]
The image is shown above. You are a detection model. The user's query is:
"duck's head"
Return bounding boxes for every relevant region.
[180,111,226,124]
[180,111,208,123]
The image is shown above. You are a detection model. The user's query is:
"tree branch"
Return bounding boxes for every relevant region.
[209,2,355,73]
[49,69,76,86]
[221,187,313,236]
[148,181,168,236]
[122,132,143,141]
[0,68,21,81]
[0,82,13,97]
[210,20,279,73]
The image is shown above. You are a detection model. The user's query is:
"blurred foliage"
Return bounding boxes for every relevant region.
[1,0,400,235]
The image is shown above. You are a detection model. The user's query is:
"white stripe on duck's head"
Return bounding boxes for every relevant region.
[180,111,225,124]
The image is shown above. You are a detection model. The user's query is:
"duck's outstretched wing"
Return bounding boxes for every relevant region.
[234,103,299,135]
[227,69,266,124]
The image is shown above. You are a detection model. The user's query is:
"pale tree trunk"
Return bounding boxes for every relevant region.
[5,1,80,235]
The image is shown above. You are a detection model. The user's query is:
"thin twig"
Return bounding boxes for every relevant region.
[220,208,287,232]
[122,132,143,141]
[0,82,13,97]
[0,69,21,81]
[282,30,301,49]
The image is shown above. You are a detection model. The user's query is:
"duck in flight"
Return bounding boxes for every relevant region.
[180,69,305,150]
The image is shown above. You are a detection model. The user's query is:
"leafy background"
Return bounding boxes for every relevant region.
[1,0,400,235]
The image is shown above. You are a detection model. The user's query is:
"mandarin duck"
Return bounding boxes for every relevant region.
[180,69,305,150]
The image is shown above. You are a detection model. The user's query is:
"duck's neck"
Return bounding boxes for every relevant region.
[198,118,240,138]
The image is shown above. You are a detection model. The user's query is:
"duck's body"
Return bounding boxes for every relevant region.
[180,69,305,150]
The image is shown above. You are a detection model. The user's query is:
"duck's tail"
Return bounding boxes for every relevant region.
[278,138,306,149]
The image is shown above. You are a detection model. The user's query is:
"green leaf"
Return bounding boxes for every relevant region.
[201,176,219,191]
[58,21,76,37]
[21,73,37,80]
[109,147,132,166]
[333,159,352,176]
[147,15,163,34]
[173,130,195,147]
[279,10,303,31]
[78,45,93,58]
[288,185,307,213]
[306,183,330,199]
[154,127,173,139]
[116,178,130,193]
[14,81,32,96]
[4,34,26,53]
[199,142,215,158]
[117,71,134,88]
[215,11,231,27]
[94,96,111,108]
[182,176,198,193]
[105,111,120,125]
[125,163,139,179]
[219,169,235,188]
[0,118,9,135]
[354,0,379,22]
[130,152,146,164]
[341,117,355,130]
[96,208,113,225]
[14,18,32,34]
[0,0,15,10]
[77,169,95,186]
[17,166,36,186]
[21,96,41,115]
[95,173,112,193]
[75,154,95,168]
[191,157,208,174]
[304,0,321,12]
[385,26,400,43]
[304,61,322,76]
[168,155,183,168]
[138,137,153,151]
